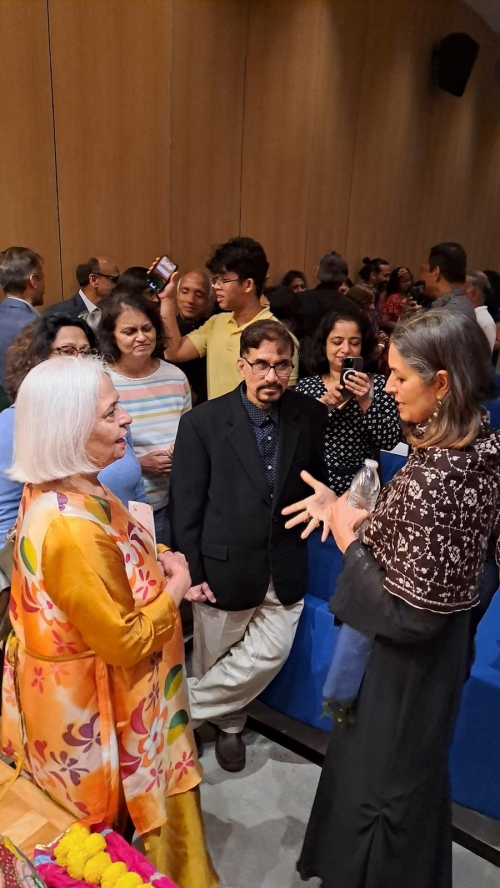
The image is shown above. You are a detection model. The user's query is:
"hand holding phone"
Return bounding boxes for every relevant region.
[147,254,178,294]
[340,357,364,390]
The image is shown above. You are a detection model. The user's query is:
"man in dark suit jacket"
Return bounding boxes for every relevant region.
[169,320,327,771]
[0,247,45,387]
[299,251,361,375]
[44,256,119,326]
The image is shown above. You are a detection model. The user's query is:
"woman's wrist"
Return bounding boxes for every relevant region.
[332,528,358,554]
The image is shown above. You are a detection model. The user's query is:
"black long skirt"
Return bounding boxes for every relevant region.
[298,610,471,888]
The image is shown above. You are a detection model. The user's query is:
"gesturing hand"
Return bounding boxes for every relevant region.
[282,471,370,551]
[282,470,337,541]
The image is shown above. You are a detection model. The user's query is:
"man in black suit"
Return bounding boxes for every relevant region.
[299,251,361,375]
[44,256,120,327]
[169,320,327,771]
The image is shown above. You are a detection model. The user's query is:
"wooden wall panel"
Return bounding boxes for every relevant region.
[0,0,61,304]
[418,1,500,270]
[169,0,247,275]
[48,0,172,297]
[345,0,447,278]
[304,0,367,285]
[241,0,324,283]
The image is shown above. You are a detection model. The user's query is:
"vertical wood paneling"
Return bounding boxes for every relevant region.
[0,0,61,304]
[3,0,500,299]
[169,0,247,274]
[48,0,172,295]
[345,0,445,277]
[418,0,500,269]
[304,0,368,284]
[240,0,324,282]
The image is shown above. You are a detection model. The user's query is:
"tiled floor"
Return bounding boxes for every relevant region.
[200,730,500,888]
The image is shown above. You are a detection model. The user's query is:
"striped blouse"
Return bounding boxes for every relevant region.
[109,360,191,510]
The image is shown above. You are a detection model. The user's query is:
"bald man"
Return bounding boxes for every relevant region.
[174,269,214,404]
[44,256,120,322]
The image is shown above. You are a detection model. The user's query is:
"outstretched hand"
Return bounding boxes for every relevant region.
[282,471,371,551]
[282,470,337,541]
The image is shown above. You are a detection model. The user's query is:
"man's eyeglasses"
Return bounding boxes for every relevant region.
[52,347,99,357]
[243,358,294,379]
[209,276,240,287]
[92,272,120,284]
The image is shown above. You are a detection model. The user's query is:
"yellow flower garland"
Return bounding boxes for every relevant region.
[53,824,150,888]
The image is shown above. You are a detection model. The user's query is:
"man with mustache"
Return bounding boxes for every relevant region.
[169,320,327,772]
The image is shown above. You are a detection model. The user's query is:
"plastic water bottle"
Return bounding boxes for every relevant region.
[348,460,380,536]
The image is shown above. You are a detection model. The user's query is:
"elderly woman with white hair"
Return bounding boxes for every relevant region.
[1,357,217,888]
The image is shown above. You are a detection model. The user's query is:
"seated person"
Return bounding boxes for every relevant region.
[296,309,401,494]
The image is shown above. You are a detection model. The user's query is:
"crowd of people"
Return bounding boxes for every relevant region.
[0,236,498,888]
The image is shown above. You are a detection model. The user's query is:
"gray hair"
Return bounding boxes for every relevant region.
[391,309,493,449]
[468,270,491,306]
[0,247,42,295]
[317,252,348,287]
[10,357,108,483]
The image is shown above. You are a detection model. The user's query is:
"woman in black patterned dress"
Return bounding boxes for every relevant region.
[296,310,400,494]
[284,310,500,888]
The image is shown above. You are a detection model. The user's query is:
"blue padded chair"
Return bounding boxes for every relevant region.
[485,397,500,430]
[449,588,500,818]
[260,531,341,730]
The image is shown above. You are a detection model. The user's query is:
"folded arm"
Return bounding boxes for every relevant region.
[42,517,178,668]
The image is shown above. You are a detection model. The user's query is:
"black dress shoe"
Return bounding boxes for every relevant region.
[194,728,204,759]
[215,729,246,772]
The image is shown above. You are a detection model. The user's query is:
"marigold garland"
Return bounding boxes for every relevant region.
[100,861,128,888]
[53,826,151,887]
[83,851,112,883]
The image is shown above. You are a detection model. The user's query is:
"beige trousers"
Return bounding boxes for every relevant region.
[188,584,303,733]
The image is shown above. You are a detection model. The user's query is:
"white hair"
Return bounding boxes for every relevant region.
[10,356,108,483]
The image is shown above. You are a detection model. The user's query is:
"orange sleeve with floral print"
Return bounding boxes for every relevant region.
[42,517,177,668]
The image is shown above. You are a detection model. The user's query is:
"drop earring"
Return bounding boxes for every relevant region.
[431,398,442,420]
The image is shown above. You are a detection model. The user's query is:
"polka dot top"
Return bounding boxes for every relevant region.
[295,374,401,495]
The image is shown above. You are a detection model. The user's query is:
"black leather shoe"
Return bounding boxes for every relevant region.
[194,728,204,759]
[215,729,246,772]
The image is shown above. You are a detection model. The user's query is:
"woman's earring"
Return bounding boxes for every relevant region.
[431,398,442,420]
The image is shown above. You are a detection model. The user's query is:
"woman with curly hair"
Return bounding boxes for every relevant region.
[295,310,400,494]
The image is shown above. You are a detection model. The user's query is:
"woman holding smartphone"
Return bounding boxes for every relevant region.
[295,310,400,494]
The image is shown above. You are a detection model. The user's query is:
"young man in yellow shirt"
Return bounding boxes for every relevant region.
[161,237,298,398]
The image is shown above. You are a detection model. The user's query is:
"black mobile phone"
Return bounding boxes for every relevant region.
[340,356,364,388]
[146,255,178,294]
[337,356,364,406]
[409,282,430,308]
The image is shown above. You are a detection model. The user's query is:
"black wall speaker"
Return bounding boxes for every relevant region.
[434,32,479,97]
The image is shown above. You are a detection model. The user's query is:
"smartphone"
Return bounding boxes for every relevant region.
[409,282,430,308]
[147,254,178,294]
[340,356,364,388]
[337,356,364,406]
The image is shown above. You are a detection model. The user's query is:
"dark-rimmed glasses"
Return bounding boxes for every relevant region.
[243,358,294,379]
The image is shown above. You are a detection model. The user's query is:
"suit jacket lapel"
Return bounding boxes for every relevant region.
[273,392,302,509]
[226,389,272,506]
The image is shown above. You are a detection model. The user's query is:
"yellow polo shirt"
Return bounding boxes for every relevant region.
[187,307,299,399]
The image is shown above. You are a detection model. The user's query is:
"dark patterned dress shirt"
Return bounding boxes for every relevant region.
[240,385,280,494]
